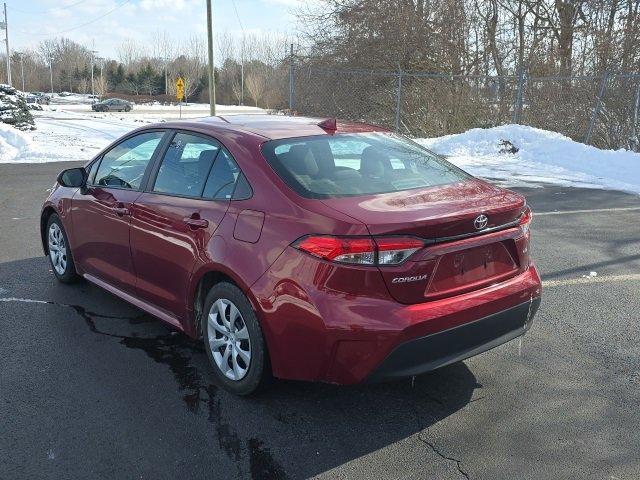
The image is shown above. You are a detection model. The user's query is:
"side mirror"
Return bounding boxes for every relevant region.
[57,167,87,188]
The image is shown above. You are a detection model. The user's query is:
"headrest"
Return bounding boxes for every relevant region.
[281,144,319,176]
[199,149,217,163]
[360,146,390,177]
[198,149,219,176]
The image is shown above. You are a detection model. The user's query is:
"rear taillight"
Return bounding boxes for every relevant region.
[293,235,424,266]
[294,236,376,264]
[518,206,532,235]
[375,237,424,265]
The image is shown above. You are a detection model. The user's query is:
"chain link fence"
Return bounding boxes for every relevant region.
[289,61,640,150]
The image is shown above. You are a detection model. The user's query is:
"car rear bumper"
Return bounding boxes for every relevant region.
[253,249,542,385]
[366,296,540,382]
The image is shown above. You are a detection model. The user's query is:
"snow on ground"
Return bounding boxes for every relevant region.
[1,107,639,195]
[417,124,640,194]
[0,122,46,162]
[57,102,265,119]
[0,105,266,163]
[0,118,107,163]
[29,109,140,162]
[48,93,96,105]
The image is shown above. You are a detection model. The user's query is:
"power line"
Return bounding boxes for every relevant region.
[7,0,91,15]
[230,0,245,33]
[16,0,131,37]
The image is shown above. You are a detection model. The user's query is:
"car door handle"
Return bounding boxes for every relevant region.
[184,217,209,229]
[112,207,130,216]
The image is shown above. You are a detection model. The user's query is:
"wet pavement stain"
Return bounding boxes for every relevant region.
[248,438,289,480]
[6,296,289,480]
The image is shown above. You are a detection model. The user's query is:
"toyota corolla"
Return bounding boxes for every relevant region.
[41,115,541,395]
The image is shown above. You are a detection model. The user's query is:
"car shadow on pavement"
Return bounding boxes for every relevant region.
[1,257,480,479]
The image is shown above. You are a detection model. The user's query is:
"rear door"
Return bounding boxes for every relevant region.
[130,131,241,320]
[72,130,167,293]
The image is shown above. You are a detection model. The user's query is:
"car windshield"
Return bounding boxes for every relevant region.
[261,133,471,198]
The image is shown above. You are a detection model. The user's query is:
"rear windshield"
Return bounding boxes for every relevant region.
[261,133,471,199]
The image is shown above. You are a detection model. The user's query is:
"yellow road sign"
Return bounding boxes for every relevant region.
[176,77,185,101]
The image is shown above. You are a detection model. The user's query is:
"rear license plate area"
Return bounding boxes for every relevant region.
[425,242,518,299]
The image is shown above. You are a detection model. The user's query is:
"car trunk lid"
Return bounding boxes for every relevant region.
[321,180,528,304]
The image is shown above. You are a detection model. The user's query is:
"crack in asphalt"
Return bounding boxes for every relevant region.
[408,377,478,480]
[0,295,288,480]
[417,435,470,480]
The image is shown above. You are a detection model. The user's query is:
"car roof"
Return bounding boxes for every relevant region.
[154,114,389,141]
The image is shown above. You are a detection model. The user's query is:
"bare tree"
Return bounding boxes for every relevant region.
[167,36,206,101]
[526,0,586,75]
[117,39,146,69]
[94,74,108,97]
[231,77,243,105]
[151,30,175,94]
[77,78,89,94]
[245,70,266,107]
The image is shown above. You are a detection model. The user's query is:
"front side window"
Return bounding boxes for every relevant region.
[86,159,100,184]
[262,133,471,198]
[153,133,221,197]
[94,131,164,190]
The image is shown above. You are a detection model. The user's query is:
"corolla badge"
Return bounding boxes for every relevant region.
[392,274,428,284]
[474,214,488,230]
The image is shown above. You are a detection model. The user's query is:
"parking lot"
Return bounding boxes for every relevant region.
[1,161,639,479]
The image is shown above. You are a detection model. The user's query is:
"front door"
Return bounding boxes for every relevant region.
[72,130,167,293]
[130,132,240,320]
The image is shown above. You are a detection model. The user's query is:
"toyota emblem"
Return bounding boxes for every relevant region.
[474,214,488,230]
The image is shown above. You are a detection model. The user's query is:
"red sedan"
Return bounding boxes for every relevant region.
[41,115,541,395]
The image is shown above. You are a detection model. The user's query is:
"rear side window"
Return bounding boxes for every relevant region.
[262,133,470,199]
[94,131,164,190]
[232,173,252,200]
[202,148,241,200]
[153,133,220,197]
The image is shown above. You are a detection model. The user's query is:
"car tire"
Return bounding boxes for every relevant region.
[124,106,131,112]
[202,282,271,395]
[46,214,80,284]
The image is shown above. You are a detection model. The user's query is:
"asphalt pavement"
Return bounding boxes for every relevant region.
[1,162,639,479]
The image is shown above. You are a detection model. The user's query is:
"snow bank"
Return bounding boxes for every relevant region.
[2,110,639,196]
[417,124,640,194]
[0,107,268,163]
[49,93,96,105]
[0,116,102,163]
[0,122,44,162]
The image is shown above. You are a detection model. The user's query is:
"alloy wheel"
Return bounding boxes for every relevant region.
[207,298,252,381]
[48,223,67,275]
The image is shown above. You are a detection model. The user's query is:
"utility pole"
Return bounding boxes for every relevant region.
[289,43,295,112]
[48,55,53,94]
[240,36,244,105]
[1,3,10,86]
[205,0,215,116]
[96,57,104,78]
[95,56,104,97]
[90,50,98,96]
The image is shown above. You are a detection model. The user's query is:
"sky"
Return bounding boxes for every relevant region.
[7,0,303,59]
